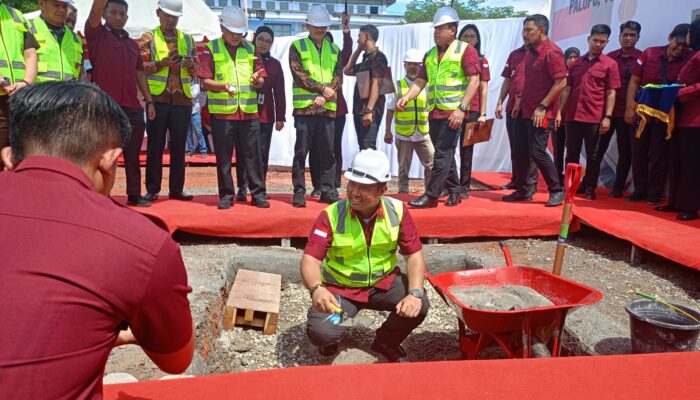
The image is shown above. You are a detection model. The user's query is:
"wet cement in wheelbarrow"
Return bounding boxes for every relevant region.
[449,285,554,311]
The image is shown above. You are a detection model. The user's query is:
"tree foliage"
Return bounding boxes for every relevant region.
[4,0,40,13]
[404,0,528,24]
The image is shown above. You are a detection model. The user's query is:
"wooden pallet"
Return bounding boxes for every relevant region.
[224,269,281,335]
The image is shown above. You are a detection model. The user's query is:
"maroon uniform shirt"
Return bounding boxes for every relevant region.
[418,39,481,120]
[607,48,643,117]
[258,55,286,125]
[197,41,267,121]
[632,45,693,86]
[501,46,527,112]
[677,51,700,128]
[565,53,621,123]
[521,38,567,120]
[470,55,491,112]
[0,157,192,400]
[304,200,422,303]
[85,23,144,110]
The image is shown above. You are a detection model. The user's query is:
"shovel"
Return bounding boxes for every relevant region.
[552,163,583,276]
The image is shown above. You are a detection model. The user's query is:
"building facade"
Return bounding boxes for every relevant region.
[205,0,402,37]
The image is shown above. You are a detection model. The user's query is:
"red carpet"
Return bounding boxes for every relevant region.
[104,352,700,399]
[573,194,700,271]
[117,151,228,167]
[113,191,569,239]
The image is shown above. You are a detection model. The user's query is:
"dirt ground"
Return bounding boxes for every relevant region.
[105,166,700,381]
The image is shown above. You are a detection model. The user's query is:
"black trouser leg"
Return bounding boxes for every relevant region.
[122,107,146,197]
[631,126,650,197]
[612,117,633,192]
[334,115,346,188]
[235,132,248,195]
[567,121,601,189]
[512,114,532,194]
[528,120,563,193]
[211,118,236,198]
[309,127,321,191]
[505,112,516,184]
[306,294,360,348]
[592,124,614,187]
[293,116,336,194]
[165,104,193,194]
[259,122,274,182]
[235,119,265,199]
[459,111,480,191]
[667,130,681,208]
[674,127,700,211]
[316,117,337,195]
[145,102,171,195]
[552,123,567,185]
[354,112,383,150]
[647,124,670,202]
[425,119,462,198]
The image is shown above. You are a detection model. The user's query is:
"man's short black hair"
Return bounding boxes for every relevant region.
[590,24,611,37]
[9,82,131,165]
[105,0,128,11]
[619,20,641,34]
[359,24,379,42]
[524,14,549,35]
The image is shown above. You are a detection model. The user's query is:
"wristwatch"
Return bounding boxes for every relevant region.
[409,288,423,298]
[537,103,548,111]
[458,103,469,112]
[309,283,325,298]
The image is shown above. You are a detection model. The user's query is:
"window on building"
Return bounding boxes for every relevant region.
[205,0,216,6]
[278,1,288,11]
[266,23,292,38]
[300,3,309,12]
[326,4,335,13]
[370,6,379,15]
[356,5,366,14]
[252,1,262,9]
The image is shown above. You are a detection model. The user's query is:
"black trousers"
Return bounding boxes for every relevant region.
[145,103,192,195]
[259,122,275,181]
[306,272,430,347]
[353,112,383,150]
[508,113,539,193]
[593,117,633,193]
[211,118,265,199]
[121,106,146,197]
[669,127,700,211]
[292,115,336,195]
[565,121,601,189]
[459,111,480,191]
[631,123,669,201]
[526,119,563,193]
[425,118,462,198]
[552,122,567,185]
[311,114,346,190]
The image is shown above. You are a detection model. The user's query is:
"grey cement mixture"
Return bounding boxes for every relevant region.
[449,285,554,311]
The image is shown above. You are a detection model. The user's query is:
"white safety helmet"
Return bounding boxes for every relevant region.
[57,0,74,3]
[158,0,183,17]
[433,6,459,27]
[306,5,332,28]
[403,48,423,63]
[345,149,391,185]
[220,6,248,34]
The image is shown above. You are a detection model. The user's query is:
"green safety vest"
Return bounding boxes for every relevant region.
[425,40,470,112]
[322,197,404,288]
[147,27,193,98]
[394,78,429,136]
[206,38,258,115]
[0,4,28,93]
[291,37,339,112]
[30,17,83,82]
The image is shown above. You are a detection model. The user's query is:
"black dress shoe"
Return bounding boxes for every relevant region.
[502,191,532,202]
[293,192,306,208]
[677,211,699,221]
[625,192,645,202]
[217,197,233,210]
[655,204,678,212]
[438,189,449,198]
[371,339,409,363]
[445,193,461,206]
[319,343,339,357]
[408,194,438,208]
[169,191,194,201]
[319,191,339,204]
[459,188,470,199]
[310,188,322,197]
[264,193,271,199]
[500,181,516,190]
[646,197,661,206]
[251,197,270,208]
[609,189,623,198]
[236,192,247,202]
[143,192,158,202]
[584,187,597,200]
[126,196,151,207]
[546,191,564,207]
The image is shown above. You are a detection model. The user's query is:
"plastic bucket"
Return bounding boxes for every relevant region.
[625,299,700,354]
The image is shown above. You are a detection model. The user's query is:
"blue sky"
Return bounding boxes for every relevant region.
[386,0,551,16]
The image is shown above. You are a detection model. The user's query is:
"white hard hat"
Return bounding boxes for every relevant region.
[433,6,459,27]
[220,6,248,34]
[345,149,391,185]
[158,0,183,17]
[403,48,423,63]
[306,5,332,28]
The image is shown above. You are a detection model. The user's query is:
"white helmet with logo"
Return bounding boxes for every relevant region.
[433,6,459,27]
[403,48,423,63]
[306,5,332,28]
[220,6,248,34]
[158,0,183,17]
[345,149,391,185]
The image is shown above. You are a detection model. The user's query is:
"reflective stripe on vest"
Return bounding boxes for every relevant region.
[292,37,338,112]
[394,78,429,136]
[0,5,28,92]
[147,27,193,98]
[322,197,403,288]
[206,38,258,115]
[30,17,83,82]
[425,40,470,111]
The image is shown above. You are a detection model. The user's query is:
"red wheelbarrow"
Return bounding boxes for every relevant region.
[425,242,602,359]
